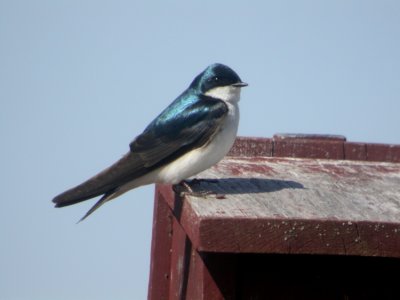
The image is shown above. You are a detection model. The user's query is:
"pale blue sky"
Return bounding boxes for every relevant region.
[1,1,399,299]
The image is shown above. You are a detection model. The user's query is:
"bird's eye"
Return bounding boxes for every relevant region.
[214,77,219,81]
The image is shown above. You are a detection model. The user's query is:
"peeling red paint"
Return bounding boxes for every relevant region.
[149,135,400,299]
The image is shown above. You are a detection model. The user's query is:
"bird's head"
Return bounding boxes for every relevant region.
[190,63,248,102]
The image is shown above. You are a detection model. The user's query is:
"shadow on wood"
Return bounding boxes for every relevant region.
[187,178,305,195]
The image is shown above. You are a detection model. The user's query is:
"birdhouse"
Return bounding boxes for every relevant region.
[148,134,400,300]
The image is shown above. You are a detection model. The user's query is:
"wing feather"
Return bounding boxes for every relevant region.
[52,95,228,208]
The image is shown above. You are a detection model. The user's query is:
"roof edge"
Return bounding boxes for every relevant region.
[228,134,400,163]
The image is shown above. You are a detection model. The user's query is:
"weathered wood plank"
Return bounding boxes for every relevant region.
[367,143,400,162]
[228,136,273,157]
[229,135,400,162]
[147,190,173,300]
[273,133,346,159]
[157,155,400,257]
[191,157,400,222]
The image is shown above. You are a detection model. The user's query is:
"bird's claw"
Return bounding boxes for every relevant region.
[173,179,225,198]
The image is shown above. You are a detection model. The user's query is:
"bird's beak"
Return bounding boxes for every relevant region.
[232,82,248,87]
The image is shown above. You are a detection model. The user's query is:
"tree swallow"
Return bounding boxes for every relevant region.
[53,63,247,221]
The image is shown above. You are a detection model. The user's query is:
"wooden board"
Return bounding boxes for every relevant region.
[158,156,400,257]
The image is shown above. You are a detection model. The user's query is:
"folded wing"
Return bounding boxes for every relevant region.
[52,95,228,208]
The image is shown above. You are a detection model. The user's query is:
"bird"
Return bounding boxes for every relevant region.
[52,63,247,221]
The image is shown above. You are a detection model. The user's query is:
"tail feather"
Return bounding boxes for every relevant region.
[52,187,108,208]
[52,150,157,221]
[52,177,117,207]
[77,191,114,223]
[52,151,146,208]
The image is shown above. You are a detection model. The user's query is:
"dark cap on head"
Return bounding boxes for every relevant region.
[190,63,247,93]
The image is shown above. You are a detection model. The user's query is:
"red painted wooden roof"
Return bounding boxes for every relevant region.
[157,134,400,258]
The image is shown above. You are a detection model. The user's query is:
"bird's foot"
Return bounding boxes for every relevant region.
[173,181,191,196]
[173,180,211,197]
[172,179,224,198]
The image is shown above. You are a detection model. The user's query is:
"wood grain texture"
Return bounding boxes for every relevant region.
[147,190,173,300]
[229,135,400,162]
[273,133,346,159]
[157,155,400,257]
[149,136,400,299]
[227,136,273,157]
